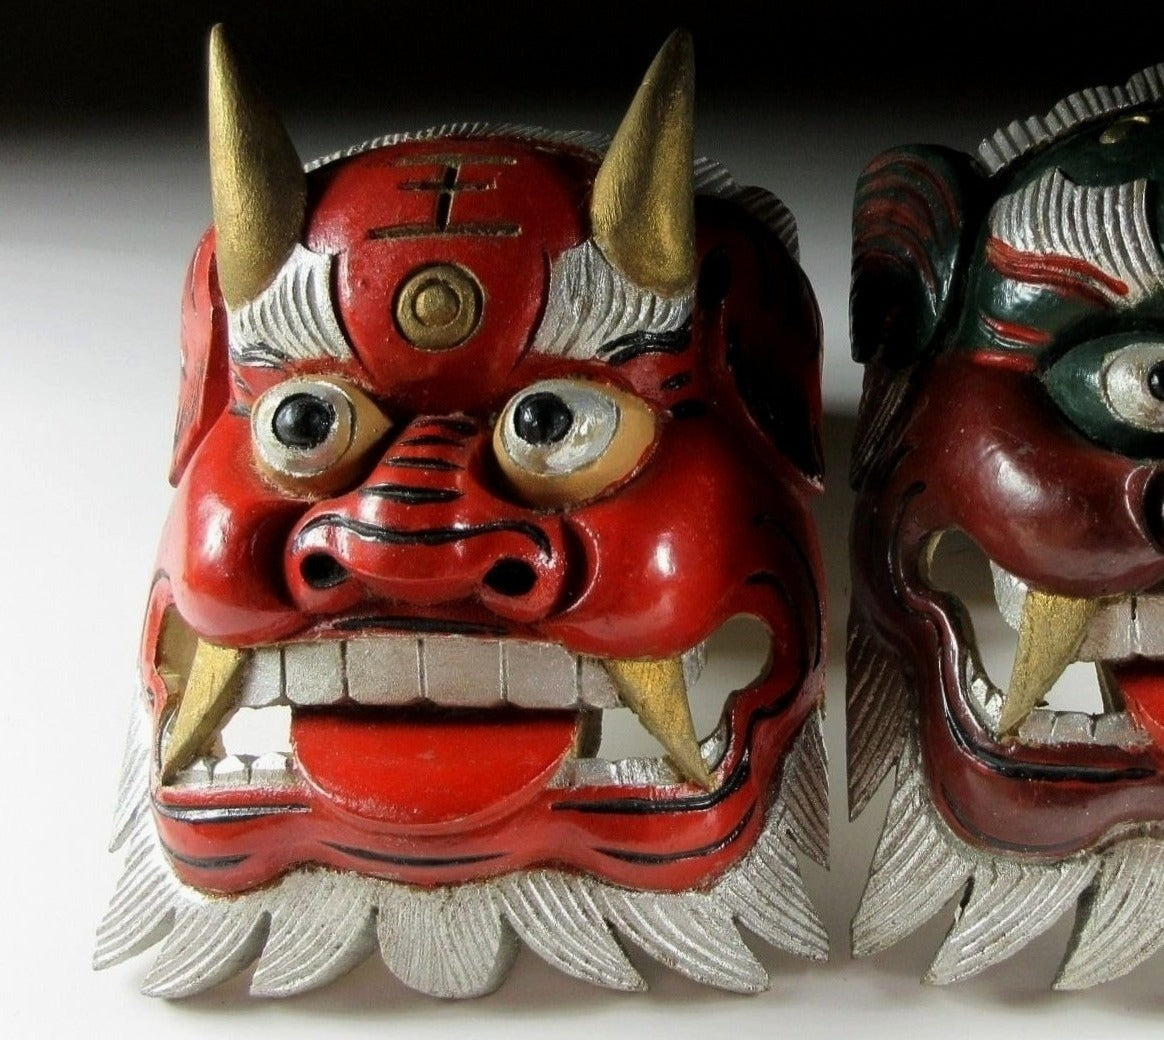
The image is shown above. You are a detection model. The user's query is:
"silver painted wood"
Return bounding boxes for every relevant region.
[97,692,828,997]
[845,618,909,819]
[924,856,1097,984]
[141,902,268,998]
[782,706,829,867]
[851,733,974,957]
[497,872,645,990]
[978,63,1164,173]
[376,886,517,998]
[1055,838,1164,989]
[250,874,377,997]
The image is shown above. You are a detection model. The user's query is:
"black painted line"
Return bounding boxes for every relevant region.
[332,615,507,637]
[594,803,756,864]
[322,841,505,868]
[298,513,553,559]
[361,483,463,505]
[382,456,463,472]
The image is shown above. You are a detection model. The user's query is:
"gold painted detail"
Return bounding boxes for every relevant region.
[161,638,246,781]
[591,30,696,297]
[207,24,306,309]
[394,263,484,350]
[603,657,714,789]
[1100,113,1152,145]
[1000,590,1101,735]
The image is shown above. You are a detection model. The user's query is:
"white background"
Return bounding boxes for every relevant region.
[2,19,1162,1037]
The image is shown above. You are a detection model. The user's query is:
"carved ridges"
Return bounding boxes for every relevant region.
[850,369,911,490]
[846,617,910,819]
[531,240,694,359]
[925,857,1097,984]
[719,804,829,960]
[851,733,973,956]
[498,873,645,990]
[978,63,1164,174]
[989,168,1164,304]
[1056,838,1164,989]
[853,150,961,300]
[851,723,1164,986]
[97,692,826,997]
[781,706,829,866]
[141,903,268,998]
[228,243,353,368]
[251,874,377,997]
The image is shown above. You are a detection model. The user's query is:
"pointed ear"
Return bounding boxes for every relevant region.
[850,145,978,366]
[207,24,306,309]
[591,30,695,296]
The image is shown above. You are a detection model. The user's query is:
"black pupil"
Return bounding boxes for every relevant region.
[1149,362,1164,402]
[513,392,573,445]
[272,393,336,449]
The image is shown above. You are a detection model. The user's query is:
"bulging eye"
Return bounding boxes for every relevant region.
[494,378,657,507]
[1101,342,1164,431]
[252,377,390,494]
[1045,335,1164,456]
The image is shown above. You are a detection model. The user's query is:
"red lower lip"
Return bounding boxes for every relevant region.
[1110,661,1164,746]
[291,706,581,830]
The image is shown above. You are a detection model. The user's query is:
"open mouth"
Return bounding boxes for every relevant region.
[923,531,1159,751]
[153,609,772,812]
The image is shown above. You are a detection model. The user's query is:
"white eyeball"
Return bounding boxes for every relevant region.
[251,377,390,494]
[1102,341,1164,432]
[493,379,657,507]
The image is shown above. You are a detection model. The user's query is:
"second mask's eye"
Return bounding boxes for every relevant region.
[494,378,657,508]
[252,377,390,495]
[1045,335,1164,457]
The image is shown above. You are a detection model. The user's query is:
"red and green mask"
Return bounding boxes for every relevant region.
[848,64,1164,987]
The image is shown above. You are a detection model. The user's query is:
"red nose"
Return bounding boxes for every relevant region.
[285,416,570,624]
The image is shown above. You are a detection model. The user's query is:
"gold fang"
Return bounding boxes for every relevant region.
[590,29,696,297]
[603,656,714,789]
[208,24,306,309]
[160,639,246,781]
[998,590,1100,735]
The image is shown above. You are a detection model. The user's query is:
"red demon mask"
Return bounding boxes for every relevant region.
[96,29,827,999]
[848,64,1164,987]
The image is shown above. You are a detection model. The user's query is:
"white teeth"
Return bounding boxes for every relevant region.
[212,755,251,786]
[250,751,295,785]
[168,632,718,791]
[578,658,622,708]
[503,641,579,708]
[284,642,344,706]
[962,655,1151,749]
[233,634,656,711]
[237,648,283,707]
[169,752,294,790]
[423,636,502,707]
[990,562,1164,660]
[345,637,423,705]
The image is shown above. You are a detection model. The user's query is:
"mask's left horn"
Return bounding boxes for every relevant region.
[207,24,306,309]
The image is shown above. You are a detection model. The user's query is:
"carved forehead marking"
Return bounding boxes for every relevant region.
[988,168,1164,306]
[369,154,521,241]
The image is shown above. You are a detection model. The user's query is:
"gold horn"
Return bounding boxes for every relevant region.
[591,29,696,297]
[207,24,306,309]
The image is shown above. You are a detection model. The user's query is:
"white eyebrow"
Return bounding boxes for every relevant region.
[989,168,1164,306]
[227,244,354,368]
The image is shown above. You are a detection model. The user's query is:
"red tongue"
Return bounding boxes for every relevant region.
[1108,661,1164,746]
[291,707,580,828]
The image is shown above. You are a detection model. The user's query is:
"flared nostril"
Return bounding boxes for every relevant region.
[483,558,538,598]
[301,552,349,590]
